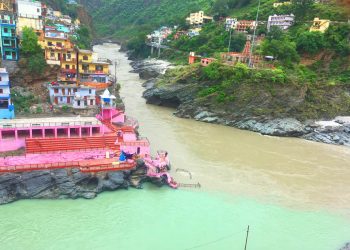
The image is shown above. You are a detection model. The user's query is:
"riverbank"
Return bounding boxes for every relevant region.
[134,60,350,146]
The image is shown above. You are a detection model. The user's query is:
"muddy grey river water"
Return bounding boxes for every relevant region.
[0,43,349,250]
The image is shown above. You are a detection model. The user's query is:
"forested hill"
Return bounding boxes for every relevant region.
[78,0,349,42]
[78,0,214,40]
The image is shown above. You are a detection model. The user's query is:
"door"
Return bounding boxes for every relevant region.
[67,97,70,104]
[54,97,58,104]
[11,52,16,60]
[58,53,61,60]
[63,54,66,61]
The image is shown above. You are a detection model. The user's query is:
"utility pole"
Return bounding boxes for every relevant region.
[228,28,232,52]
[244,225,250,250]
[113,59,117,97]
[248,0,261,68]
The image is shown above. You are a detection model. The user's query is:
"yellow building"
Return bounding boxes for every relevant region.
[0,0,13,12]
[78,49,110,75]
[310,18,330,33]
[53,11,62,17]
[186,11,213,26]
[273,1,291,7]
[17,17,43,35]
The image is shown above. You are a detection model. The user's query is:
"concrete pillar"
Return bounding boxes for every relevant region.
[15,129,18,140]
[54,128,58,139]
[79,127,82,137]
[89,127,93,136]
[67,128,70,138]
[29,129,32,138]
[151,46,154,55]
[42,129,45,138]
[0,131,2,140]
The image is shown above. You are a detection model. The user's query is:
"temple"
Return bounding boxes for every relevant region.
[0,86,177,188]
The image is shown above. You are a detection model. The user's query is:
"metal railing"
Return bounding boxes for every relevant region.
[0,121,102,129]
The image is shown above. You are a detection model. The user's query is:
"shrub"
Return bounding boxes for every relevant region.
[62,105,69,112]
[296,31,325,54]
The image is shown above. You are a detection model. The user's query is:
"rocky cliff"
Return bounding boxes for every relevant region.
[0,160,152,205]
[141,63,350,146]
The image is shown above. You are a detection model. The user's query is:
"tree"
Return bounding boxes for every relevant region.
[21,27,42,56]
[75,25,92,49]
[324,24,350,55]
[262,28,300,66]
[296,31,325,54]
[20,26,47,74]
[291,0,314,20]
[212,0,229,17]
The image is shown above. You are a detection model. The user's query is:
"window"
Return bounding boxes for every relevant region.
[82,65,89,70]
[89,89,92,94]
[0,76,2,81]
[0,100,8,109]
[54,89,59,94]
[67,53,71,59]
[95,65,103,71]
[48,41,53,46]
[0,89,3,94]
[83,55,88,61]
[65,64,70,69]
[73,88,77,92]
[56,42,62,47]
[4,28,8,33]
[3,39,10,45]
[37,8,40,13]
[50,52,55,57]
[5,51,10,55]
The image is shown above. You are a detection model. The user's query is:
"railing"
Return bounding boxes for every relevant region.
[0,121,102,129]
[81,70,106,74]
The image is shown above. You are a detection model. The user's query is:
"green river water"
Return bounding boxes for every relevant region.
[0,44,349,250]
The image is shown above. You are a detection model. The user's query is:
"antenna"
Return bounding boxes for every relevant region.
[249,0,261,68]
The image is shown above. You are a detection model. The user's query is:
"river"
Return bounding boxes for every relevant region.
[0,43,349,250]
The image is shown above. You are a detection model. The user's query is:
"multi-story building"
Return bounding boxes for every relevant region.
[225,18,238,31]
[16,0,43,35]
[186,11,213,28]
[60,50,78,81]
[0,13,19,61]
[48,82,97,109]
[40,27,74,65]
[267,14,295,32]
[0,68,15,119]
[235,20,257,32]
[310,17,330,33]
[78,49,111,89]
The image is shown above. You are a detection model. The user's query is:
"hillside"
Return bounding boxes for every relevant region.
[78,0,214,40]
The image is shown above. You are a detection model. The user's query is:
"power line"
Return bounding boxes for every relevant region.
[184,229,246,250]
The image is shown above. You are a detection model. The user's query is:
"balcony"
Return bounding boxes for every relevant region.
[61,69,77,74]
[0,81,9,86]
[81,70,106,75]
[61,58,77,63]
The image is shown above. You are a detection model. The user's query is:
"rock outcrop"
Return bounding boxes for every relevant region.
[140,61,350,147]
[130,59,173,80]
[0,160,152,205]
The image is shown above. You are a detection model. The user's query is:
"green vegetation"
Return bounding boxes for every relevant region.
[11,89,38,114]
[70,25,92,49]
[170,22,246,55]
[20,27,47,75]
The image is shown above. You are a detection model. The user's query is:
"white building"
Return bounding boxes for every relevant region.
[267,14,295,32]
[225,18,239,31]
[16,0,43,34]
